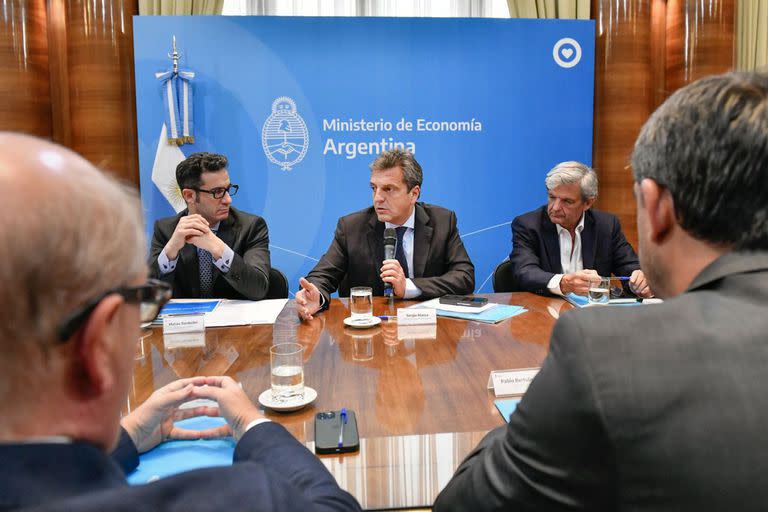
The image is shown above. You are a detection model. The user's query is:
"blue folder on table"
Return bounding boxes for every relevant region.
[127,417,234,485]
[565,293,645,308]
[494,399,521,423]
[151,300,221,325]
[408,298,528,324]
[159,300,220,316]
[435,304,528,323]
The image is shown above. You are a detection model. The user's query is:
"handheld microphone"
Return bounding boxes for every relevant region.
[383,227,397,297]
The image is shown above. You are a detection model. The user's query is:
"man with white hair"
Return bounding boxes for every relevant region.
[0,133,360,511]
[509,161,651,297]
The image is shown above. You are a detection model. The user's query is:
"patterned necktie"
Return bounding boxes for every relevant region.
[198,247,214,297]
[395,226,410,279]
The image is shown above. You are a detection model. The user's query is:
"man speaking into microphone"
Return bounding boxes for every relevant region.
[295,149,475,320]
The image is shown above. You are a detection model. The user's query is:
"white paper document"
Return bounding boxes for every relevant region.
[409,297,498,314]
[204,299,289,327]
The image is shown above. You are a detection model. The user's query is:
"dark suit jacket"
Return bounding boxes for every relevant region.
[149,207,271,300]
[510,206,640,294]
[306,203,475,304]
[435,251,768,512]
[1,423,361,512]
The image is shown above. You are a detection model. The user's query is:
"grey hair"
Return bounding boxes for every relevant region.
[544,161,598,200]
[632,72,768,249]
[370,148,423,194]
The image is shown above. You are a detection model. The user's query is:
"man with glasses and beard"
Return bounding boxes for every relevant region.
[149,152,272,300]
[0,133,360,511]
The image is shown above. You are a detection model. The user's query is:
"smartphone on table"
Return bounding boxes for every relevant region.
[438,295,488,307]
[315,409,360,454]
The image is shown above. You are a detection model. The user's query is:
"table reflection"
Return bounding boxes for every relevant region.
[126,293,558,510]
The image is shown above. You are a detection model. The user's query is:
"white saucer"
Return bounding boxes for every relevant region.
[258,386,317,412]
[343,316,382,329]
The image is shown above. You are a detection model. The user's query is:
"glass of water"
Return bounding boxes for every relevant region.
[349,286,373,322]
[270,343,304,402]
[588,276,611,305]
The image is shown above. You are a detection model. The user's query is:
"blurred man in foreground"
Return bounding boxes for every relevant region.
[437,72,768,511]
[0,133,359,511]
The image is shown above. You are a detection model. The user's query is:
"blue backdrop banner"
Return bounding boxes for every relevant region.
[133,16,595,295]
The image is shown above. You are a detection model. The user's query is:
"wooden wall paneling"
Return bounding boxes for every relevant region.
[665,0,735,95]
[591,0,655,249]
[650,0,668,110]
[0,0,52,137]
[665,0,686,94]
[46,0,70,146]
[63,0,140,186]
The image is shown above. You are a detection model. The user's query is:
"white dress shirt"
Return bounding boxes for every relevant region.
[546,214,586,296]
[386,208,422,299]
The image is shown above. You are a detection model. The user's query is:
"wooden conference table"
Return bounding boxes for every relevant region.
[128,293,571,510]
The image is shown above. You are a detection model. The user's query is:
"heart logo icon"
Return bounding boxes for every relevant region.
[553,38,582,68]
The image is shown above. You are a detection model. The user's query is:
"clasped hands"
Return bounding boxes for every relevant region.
[559,269,652,298]
[120,376,264,454]
[164,214,226,261]
[295,259,407,321]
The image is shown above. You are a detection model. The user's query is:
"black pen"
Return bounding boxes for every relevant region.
[338,408,347,448]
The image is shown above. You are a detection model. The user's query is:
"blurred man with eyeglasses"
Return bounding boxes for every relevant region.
[149,152,271,300]
[0,133,360,511]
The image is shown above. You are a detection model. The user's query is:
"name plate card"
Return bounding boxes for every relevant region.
[163,313,206,334]
[163,331,207,349]
[397,308,437,325]
[487,367,540,397]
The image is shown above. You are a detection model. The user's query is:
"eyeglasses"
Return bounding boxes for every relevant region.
[193,184,239,199]
[57,279,172,342]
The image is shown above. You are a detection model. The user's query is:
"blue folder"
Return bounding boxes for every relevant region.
[435,305,528,323]
[158,300,220,316]
[127,417,235,485]
[151,300,221,325]
[494,399,521,423]
[565,293,644,308]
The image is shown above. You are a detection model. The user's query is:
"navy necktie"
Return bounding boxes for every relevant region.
[198,247,214,298]
[198,228,218,298]
[395,226,410,278]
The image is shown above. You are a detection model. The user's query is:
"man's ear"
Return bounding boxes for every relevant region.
[410,185,421,202]
[639,178,674,244]
[70,295,124,399]
[181,188,196,205]
[583,196,596,210]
